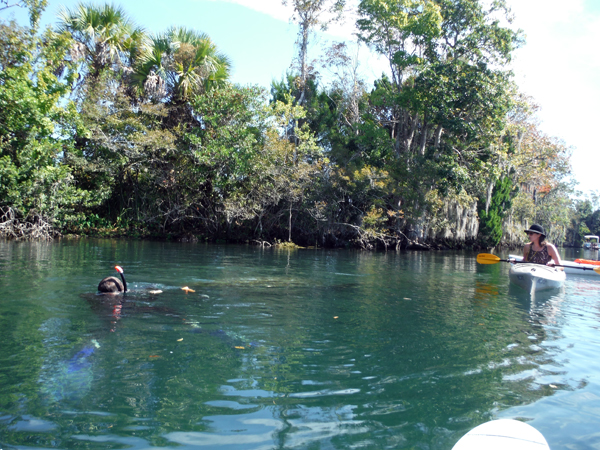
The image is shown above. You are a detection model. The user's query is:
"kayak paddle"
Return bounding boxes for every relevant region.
[476,253,600,274]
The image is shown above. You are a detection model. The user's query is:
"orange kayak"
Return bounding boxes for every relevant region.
[575,259,600,266]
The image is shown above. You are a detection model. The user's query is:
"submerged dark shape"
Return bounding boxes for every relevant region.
[39,339,100,405]
[67,345,96,373]
[98,265,127,293]
[207,329,260,348]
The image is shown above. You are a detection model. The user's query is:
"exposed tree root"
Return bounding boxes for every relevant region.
[0,207,59,241]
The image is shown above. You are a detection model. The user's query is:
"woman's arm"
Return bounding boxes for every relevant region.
[547,244,562,266]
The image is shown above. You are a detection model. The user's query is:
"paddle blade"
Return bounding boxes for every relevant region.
[596,267,600,275]
[476,253,502,265]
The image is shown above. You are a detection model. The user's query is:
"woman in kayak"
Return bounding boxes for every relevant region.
[523,224,563,267]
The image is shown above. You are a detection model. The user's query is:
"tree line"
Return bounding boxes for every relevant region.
[1,0,596,248]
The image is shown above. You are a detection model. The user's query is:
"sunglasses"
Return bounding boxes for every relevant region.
[527,232,540,236]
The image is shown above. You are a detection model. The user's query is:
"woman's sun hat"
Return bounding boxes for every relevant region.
[524,224,546,238]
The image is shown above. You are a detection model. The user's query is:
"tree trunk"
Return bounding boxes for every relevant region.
[485,180,494,215]
[298,13,309,107]
[434,124,443,149]
[288,203,293,242]
[419,122,429,156]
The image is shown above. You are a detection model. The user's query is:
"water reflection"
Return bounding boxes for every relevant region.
[0,242,599,449]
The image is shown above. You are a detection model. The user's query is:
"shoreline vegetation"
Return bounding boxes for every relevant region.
[1,1,599,250]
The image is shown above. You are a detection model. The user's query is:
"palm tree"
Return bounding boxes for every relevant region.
[131,26,231,104]
[57,2,146,79]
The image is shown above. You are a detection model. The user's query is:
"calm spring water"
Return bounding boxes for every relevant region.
[0,240,599,449]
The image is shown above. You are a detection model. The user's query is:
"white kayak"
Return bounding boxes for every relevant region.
[510,254,599,276]
[509,262,566,292]
[452,419,550,450]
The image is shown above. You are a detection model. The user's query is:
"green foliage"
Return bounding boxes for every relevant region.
[477,176,514,248]
[357,0,442,63]
[72,78,178,222]
[57,2,145,80]
[585,210,600,236]
[191,84,266,150]
[579,222,591,239]
[352,0,522,237]
[0,1,582,248]
[0,21,94,231]
[571,196,600,239]
[130,26,231,104]
[23,0,48,29]
[534,187,573,245]
[221,92,326,242]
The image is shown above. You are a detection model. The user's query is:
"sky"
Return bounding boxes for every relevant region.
[506,0,600,197]
[3,0,599,196]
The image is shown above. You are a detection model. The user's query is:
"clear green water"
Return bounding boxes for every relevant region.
[1,240,599,449]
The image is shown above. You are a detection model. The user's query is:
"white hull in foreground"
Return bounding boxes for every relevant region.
[509,263,566,292]
[452,419,550,450]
